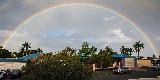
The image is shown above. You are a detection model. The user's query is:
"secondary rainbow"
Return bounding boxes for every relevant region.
[3,3,159,55]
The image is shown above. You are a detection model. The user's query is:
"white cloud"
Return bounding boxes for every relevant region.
[156,36,160,41]
[110,29,133,42]
[102,16,116,21]
[95,28,134,45]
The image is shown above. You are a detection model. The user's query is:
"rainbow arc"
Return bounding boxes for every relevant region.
[3,3,159,55]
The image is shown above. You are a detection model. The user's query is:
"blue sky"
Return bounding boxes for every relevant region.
[0,0,160,57]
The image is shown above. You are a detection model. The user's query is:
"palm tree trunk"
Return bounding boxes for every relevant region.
[138,52,139,60]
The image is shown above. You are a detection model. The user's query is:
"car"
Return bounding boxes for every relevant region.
[153,64,160,70]
[0,71,6,80]
[9,69,22,79]
[113,67,132,74]
[149,67,159,71]
[149,64,160,71]
[1,70,7,78]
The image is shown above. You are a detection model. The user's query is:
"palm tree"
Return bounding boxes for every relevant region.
[120,46,129,55]
[36,48,43,56]
[20,42,31,56]
[120,46,125,54]
[128,48,134,57]
[19,47,24,56]
[133,41,144,59]
[22,42,31,51]
[37,48,43,53]
[19,47,25,53]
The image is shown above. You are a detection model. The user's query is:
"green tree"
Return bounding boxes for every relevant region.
[61,46,76,57]
[36,48,43,53]
[133,41,144,59]
[128,48,134,57]
[152,54,156,58]
[19,47,25,53]
[0,46,12,58]
[0,46,3,50]
[120,46,126,54]
[78,42,97,63]
[22,48,92,80]
[36,48,43,56]
[90,53,99,64]
[120,46,130,55]
[22,42,31,51]
[21,42,31,56]
[98,46,114,68]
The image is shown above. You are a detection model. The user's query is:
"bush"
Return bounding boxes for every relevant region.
[21,53,92,80]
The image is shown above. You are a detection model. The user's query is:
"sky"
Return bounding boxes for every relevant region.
[0,0,160,57]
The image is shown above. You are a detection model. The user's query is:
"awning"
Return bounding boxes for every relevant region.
[112,54,128,58]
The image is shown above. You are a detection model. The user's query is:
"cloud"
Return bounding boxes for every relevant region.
[0,30,12,45]
[156,36,160,41]
[102,16,116,21]
[111,29,133,41]
[96,28,134,44]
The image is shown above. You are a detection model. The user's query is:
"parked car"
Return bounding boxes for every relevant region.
[113,67,132,74]
[0,71,6,80]
[9,69,22,79]
[1,70,7,78]
[149,64,160,71]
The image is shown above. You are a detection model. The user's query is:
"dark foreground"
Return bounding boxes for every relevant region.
[92,70,160,80]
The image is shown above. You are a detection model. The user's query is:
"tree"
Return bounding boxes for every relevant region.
[22,49,92,80]
[61,47,76,57]
[120,46,126,54]
[120,46,130,55]
[128,48,134,57]
[90,53,99,64]
[21,42,31,56]
[36,48,43,56]
[0,46,13,58]
[36,48,43,53]
[78,42,97,63]
[19,47,25,53]
[98,46,114,68]
[133,41,144,59]
[22,42,31,51]
[0,46,3,50]
[152,54,156,58]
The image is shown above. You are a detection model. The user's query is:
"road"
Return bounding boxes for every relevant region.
[93,71,160,80]
[4,70,160,80]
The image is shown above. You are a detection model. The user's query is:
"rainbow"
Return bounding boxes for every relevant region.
[3,3,159,55]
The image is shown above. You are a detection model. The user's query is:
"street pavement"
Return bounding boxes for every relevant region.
[93,71,160,80]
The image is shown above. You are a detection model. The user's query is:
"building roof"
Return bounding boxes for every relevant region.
[112,54,128,58]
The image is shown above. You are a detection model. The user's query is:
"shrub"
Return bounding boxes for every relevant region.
[21,53,92,80]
